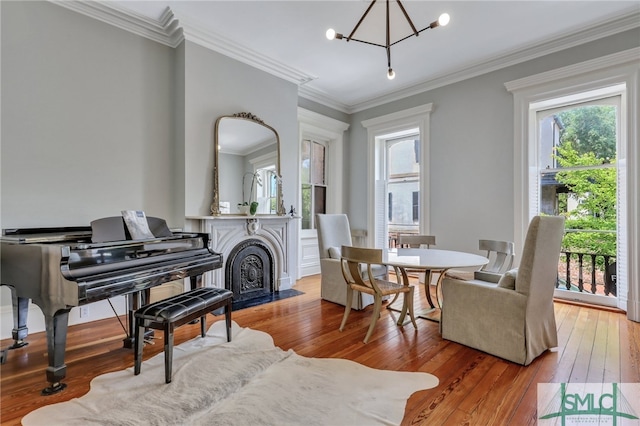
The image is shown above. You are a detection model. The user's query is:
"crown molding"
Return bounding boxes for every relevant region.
[50,1,183,47]
[174,12,316,86]
[51,2,639,114]
[50,1,315,86]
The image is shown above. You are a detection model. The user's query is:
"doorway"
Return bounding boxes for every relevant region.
[533,87,624,308]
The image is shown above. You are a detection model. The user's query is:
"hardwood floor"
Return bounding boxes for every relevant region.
[1,275,638,425]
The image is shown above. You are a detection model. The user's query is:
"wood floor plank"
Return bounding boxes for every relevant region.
[1,275,638,426]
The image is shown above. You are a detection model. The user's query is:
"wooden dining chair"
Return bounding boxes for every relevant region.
[394,235,441,307]
[397,234,436,249]
[339,245,417,343]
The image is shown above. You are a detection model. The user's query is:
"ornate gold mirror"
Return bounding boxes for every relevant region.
[211,113,285,216]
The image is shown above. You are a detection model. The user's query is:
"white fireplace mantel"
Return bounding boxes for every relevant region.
[186,215,299,291]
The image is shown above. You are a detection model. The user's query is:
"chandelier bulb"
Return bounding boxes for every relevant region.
[438,13,450,27]
[387,68,395,80]
[326,29,336,40]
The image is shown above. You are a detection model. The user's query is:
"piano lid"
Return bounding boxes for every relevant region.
[2,227,92,244]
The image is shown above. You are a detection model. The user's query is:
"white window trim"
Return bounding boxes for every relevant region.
[506,47,640,321]
[298,107,349,223]
[362,103,433,248]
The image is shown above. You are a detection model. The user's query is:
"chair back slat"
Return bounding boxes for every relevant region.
[478,239,515,274]
[398,234,436,248]
[340,245,383,292]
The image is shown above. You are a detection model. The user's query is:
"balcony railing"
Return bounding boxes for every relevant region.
[556,251,617,297]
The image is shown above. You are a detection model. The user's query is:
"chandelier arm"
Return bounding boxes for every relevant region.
[347,0,378,41]
[395,0,419,36]
[389,26,434,47]
[344,38,387,49]
[386,0,391,48]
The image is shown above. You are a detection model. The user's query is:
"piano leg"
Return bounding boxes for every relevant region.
[42,309,71,395]
[123,289,152,349]
[9,289,29,349]
[189,275,202,324]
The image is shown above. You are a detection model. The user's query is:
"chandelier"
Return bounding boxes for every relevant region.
[326,0,450,80]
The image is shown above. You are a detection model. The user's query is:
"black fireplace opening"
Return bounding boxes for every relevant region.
[225,239,274,303]
[224,238,304,311]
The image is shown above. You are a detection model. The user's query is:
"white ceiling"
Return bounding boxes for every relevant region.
[106,1,639,112]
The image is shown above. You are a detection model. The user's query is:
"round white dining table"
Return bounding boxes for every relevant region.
[385,248,489,321]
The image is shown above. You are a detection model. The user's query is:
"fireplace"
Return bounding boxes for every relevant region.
[226,238,274,302]
[185,215,298,293]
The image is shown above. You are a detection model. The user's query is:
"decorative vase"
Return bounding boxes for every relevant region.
[249,201,259,216]
[238,205,249,215]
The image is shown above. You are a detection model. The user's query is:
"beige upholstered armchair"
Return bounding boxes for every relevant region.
[316,214,387,310]
[440,216,565,365]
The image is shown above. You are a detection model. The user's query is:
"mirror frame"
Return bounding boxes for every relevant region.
[211,112,286,216]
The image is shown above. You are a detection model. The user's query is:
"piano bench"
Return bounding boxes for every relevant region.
[133,287,233,383]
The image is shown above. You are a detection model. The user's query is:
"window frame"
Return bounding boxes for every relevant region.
[301,138,328,230]
[298,108,349,238]
[506,47,639,318]
[362,104,433,250]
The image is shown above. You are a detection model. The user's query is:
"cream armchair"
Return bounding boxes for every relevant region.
[316,214,387,310]
[440,216,565,365]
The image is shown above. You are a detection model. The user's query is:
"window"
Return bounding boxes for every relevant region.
[301,139,327,229]
[249,154,278,214]
[506,47,639,317]
[386,136,420,242]
[362,103,433,251]
[255,165,278,214]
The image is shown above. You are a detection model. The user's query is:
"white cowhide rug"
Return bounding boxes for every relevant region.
[23,321,438,426]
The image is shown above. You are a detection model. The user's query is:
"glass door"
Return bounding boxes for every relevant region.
[536,95,622,307]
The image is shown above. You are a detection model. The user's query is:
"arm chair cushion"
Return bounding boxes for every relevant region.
[328,246,342,259]
[497,268,518,290]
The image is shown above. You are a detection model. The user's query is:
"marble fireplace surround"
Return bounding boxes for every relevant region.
[186,216,297,291]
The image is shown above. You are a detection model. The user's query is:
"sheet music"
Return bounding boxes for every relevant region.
[121,210,154,240]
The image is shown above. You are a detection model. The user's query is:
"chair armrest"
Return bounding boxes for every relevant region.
[473,270,502,283]
[442,277,527,311]
[441,277,527,336]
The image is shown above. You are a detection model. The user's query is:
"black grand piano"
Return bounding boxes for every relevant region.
[0,216,222,395]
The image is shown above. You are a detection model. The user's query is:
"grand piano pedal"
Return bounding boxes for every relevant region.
[41,382,67,396]
[123,329,155,349]
[8,340,28,350]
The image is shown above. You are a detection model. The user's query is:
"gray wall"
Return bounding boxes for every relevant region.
[348,28,640,255]
[1,1,177,228]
